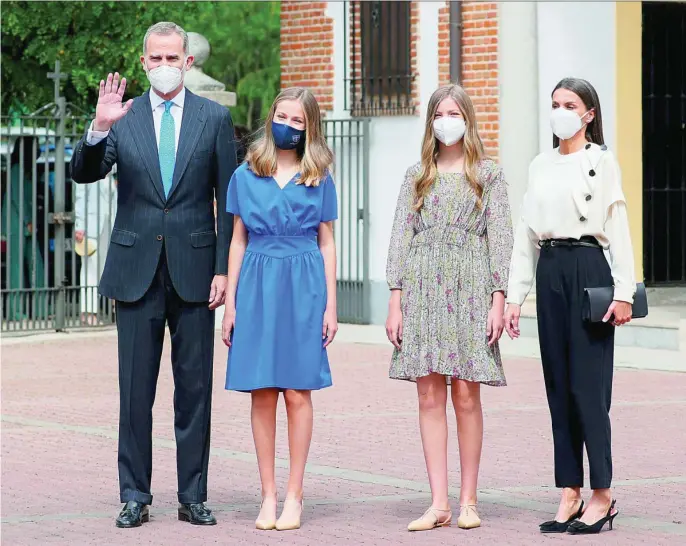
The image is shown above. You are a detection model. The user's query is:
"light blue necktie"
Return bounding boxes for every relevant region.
[159,100,176,198]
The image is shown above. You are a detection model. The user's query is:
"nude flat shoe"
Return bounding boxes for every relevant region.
[457,504,481,529]
[407,507,452,532]
[275,497,303,531]
[255,496,277,530]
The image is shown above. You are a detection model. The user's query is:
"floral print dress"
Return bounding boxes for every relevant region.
[386,159,513,386]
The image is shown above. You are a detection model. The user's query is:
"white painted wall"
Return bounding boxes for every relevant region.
[368,1,441,285]
[328,1,443,322]
[327,1,350,119]
[498,1,539,225]
[536,2,617,153]
[328,1,618,323]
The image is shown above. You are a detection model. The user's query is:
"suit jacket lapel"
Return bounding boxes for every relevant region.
[128,92,166,202]
[168,90,207,200]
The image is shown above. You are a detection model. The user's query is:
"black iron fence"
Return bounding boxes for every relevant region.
[2,62,117,332]
[1,112,117,332]
[324,118,371,324]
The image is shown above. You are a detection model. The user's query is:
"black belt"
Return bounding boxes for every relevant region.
[539,237,602,249]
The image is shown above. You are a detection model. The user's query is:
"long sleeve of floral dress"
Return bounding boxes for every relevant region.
[483,167,514,296]
[386,165,418,290]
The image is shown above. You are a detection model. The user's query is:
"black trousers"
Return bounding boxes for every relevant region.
[116,251,215,505]
[536,243,614,490]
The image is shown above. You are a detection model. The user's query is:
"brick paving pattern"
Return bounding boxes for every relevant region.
[2,332,685,545]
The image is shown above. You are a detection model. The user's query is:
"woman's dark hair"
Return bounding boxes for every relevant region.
[551,77,604,148]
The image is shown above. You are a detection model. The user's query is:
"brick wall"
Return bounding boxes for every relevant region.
[280,1,334,113]
[436,2,499,156]
[461,2,499,157]
[279,0,499,153]
[438,2,451,86]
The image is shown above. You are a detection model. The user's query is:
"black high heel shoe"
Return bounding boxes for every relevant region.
[567,499,618,534]
[539,500,584,533]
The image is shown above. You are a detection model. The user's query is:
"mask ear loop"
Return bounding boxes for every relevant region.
[580,108,595,144]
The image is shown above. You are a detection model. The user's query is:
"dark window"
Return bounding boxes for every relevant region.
[642,2,686,284]
[346,1,415,116]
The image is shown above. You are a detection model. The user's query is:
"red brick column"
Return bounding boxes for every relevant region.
[461,2,499,157]
[280,1,335,113]
[438,2,451,86]
[437,2,499,156]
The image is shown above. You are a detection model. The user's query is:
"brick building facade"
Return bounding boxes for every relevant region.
[280,1,500,155]
[277,2,675,322]
[280,2,335,112]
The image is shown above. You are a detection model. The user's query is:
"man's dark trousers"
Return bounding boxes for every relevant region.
[116,248,215,505]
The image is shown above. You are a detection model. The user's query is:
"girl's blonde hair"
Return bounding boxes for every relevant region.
[246,87,333,187]
[414,84,486,210]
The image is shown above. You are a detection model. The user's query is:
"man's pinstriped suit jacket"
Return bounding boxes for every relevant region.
[70,89,237,303]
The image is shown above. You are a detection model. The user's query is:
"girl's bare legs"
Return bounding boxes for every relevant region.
[277,389,313,529]
[450,379,483,506]
[251,388,279,526]
[417,374,450,510]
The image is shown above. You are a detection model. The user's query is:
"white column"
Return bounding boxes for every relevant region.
[498,2,539,224]
[327,1,350,119]
[535,2,616,152]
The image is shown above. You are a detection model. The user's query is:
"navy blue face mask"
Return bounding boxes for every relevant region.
[272,121,305,150]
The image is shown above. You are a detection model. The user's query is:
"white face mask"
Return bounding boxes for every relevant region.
[550,108,591,141]
[433,117,466,146]
[146,63,185,94]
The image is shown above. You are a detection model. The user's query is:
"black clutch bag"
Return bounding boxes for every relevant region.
[582,282,648,323]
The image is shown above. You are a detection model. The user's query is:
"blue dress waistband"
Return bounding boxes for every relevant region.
[247,234,319,258]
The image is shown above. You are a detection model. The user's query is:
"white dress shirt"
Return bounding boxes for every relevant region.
[86,87,185,154]
[507,143,636,306]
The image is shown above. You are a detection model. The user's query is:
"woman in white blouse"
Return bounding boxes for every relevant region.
[504,78,633,535]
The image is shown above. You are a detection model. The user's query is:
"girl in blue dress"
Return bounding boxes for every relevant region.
[221,87,338,531]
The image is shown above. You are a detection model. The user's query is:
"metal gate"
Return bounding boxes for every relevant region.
[1,62,117,332]
[324,118,371,324]
[642,2,686,285]
[2,64,371,331]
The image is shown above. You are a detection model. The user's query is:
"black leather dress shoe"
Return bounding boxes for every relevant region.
[178,503,217,525]
[115,501,149,528]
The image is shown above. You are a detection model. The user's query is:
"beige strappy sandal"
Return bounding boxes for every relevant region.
[407,507,452,531]
[457,504,481,529]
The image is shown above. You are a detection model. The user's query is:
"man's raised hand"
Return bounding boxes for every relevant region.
[94,73,134,132]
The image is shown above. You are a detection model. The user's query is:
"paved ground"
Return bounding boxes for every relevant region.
[2,330,685,545]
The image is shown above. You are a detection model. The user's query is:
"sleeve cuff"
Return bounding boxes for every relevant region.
[613,284,635,303]
[506,288,527,306]
[387,282,402,291]
[86,121,109,146]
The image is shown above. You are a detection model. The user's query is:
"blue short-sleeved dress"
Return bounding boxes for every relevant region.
[225,163,338,392]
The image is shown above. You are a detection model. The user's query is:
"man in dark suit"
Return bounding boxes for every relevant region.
[70,22,236,528]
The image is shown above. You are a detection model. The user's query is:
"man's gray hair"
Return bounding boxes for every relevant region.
[143,22,189,55]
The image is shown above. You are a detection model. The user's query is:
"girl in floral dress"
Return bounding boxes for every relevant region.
[385,84,513,532]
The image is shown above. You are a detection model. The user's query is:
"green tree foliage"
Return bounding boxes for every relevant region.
[1,1,280,128]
